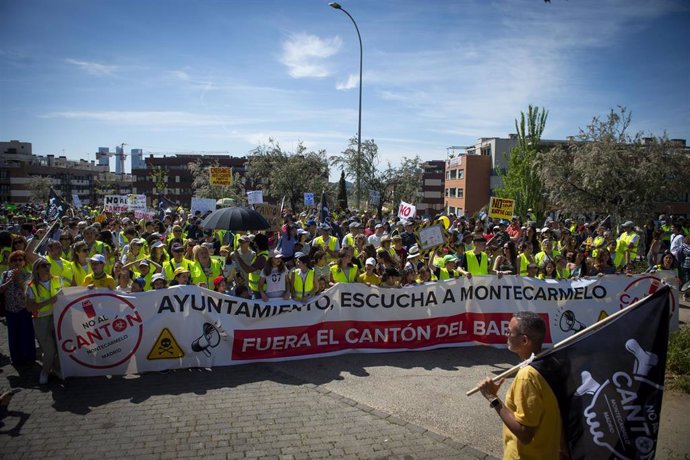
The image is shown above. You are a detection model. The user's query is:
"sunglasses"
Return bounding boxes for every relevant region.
[9,258,24,262]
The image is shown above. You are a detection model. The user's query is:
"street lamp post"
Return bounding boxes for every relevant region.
[329,2,363,210]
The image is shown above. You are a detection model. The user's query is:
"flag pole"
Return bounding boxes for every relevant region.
[465,286,669,396]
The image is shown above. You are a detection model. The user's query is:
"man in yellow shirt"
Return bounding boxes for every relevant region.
[83,254,116,290]
[477,312,562,459]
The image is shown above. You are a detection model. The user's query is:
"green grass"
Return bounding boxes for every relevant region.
[667,325,690,393]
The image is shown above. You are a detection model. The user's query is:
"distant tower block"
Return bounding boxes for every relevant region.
[115,145,123,175]
[131,148,145,170]
[97,147,110,169]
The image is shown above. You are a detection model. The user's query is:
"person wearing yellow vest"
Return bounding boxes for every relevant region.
[517,241,536,276]
[26,258,63,385]
[587,227,606,258]
[83,254,116,289]
[432,254,460,280]
[534,239,561,267]
[312,224,340,263]
[330,249,358,284]
[122,258,162,291]
[614,221,639,268]
[291,252,317,300]
[70,240,93,287]
[163,243,194,281]
[233,233,269,299]
[190,245,223,288]
[341,221,361,248]
[43,239,75,286]
[458,236,489,278]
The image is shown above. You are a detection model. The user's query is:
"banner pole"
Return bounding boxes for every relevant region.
[465,287,668,396]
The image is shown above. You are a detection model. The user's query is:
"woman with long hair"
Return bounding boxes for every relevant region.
[259,252,290,301]
[0,250,35,366]
[70,241,92,286]
[493,241,517,275]
[330,248,358,285]
[26,258,63,384]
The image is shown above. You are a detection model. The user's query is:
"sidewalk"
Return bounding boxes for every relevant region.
[0,308,688,459]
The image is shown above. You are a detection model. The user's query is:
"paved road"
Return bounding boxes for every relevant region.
[0,302,688,459]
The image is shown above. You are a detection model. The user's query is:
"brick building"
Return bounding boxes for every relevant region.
[0,140,107,205]
[417,160,445,217]
[131,154,247,207]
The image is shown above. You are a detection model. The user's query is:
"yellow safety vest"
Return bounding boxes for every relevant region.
[133,269,154,291]
[519,253,532,276]
[164,258,193,280]
[614,232,638,268]
[29,276,62,318]
[466,251,488,275]
[46,255,74,286]
[71,261,92,287]
[292,268,315,299]
[313,236,338,262]
[248,250,269,292]
[591,236,606,258]
[330,264,358,283]
[191,259,222,286]
[535,250,561,267]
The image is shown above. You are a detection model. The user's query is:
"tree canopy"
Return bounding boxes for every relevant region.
[496,105,548,219]
[244,140,330,212]
[539,107,690,222]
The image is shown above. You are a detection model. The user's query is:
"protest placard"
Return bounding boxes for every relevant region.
[488,197,515,220]
[209,167,232,186]
[191,197,217,215]
[398,201,416,219]
[247,190,263,205]
[103,194,146,212]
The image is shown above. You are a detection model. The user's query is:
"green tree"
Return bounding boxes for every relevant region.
[330,136,379,210]
[149,165,169,195]
[539,107,690,222]
[337,170,349,211]
[27,176,52,203]
[496,105,549,219]
[187,160,243,201]
[367,156,424,218]
[245,140,330,212]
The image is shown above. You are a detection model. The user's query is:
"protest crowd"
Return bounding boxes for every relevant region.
[1,198,689,386]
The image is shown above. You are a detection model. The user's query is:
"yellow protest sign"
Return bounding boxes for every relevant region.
[210,167,232,186]
[147,328,185,360]
[488,197,515,220]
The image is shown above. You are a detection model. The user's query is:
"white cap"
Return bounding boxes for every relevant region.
[365,257,377,266]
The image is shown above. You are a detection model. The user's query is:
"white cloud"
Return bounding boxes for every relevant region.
[65,58,117,76]
[40,111,257,127]
[336,74,358,90]
[280,32,342,78]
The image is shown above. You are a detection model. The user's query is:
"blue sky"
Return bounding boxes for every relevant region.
[1,0,688,178]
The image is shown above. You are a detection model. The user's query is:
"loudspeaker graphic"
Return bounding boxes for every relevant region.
[191,322,222,357]
[559,310,586,333]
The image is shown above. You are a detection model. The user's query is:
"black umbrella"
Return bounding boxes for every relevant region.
[200,207,270,231]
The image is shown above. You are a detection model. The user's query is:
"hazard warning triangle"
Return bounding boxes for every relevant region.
[597,310,609,322]
[147,328,185,360]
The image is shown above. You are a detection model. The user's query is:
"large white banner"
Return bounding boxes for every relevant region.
[53,274,679,378]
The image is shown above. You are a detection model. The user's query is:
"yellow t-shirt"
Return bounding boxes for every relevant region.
[503,365,561,460]
[82,273,116,290]
[358,272,381,286]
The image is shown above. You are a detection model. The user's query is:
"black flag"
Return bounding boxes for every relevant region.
[157,193,176,220]
[46,188,69,221]
[319,190,330,226]
[531,286,671,460]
